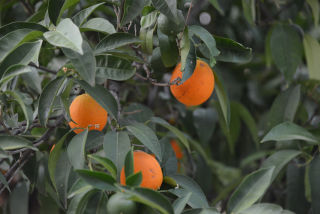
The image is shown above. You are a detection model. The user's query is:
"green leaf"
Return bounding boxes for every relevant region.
[261,121,319,144]
[0,135,36,151]
[95,33,141,54]
[48,0,80,25]
[150,117,190,151]
[158,29,179,67]
[126,171,143,187]
[67,129,88,169]
[38,76,66,127]
[213,71,231,127]
[266,85,301,132]
[5,90,30,132]
[242,0,256,25]
[62,40,96,86]
[88,155,117,180]
[173,192,192,214]
[181,41,197,84]
[238,203,294,214]
[76,169,116,191]
[0,65,33,86]
[54,150,72,208]
[76,80,118,119]
[118,185,174,214]
[0,22,47,38]
[68,179,93,199]
[9,182,28,214]
[286,163,310,214]
[124,149,134,179]
[261,150,301,182]
[307,0,319,27]
[309,154,320,214]
[269,23,303,81]
[214,36,252,63]
[227,167,275,213]
[141,11,158,29]
[126,122,161,161]
[96,55,136,81]
[44,18,83,54]
[0,40,42,78]
[0,29,44,63]
[103,131,131,179]
[180,27,190,71]
[121,0,149,25]
[67,189,97,214]
[193,108,217,146]
[0,172,9,192]
[303,34,320,80]
[182,208,220,214]
[72,3,105,26]
[151,0,177,23]
[48,131,73,191]
[168,175,209,208]
[169,188,208,209]
[81,18,116,34]
[189,25,220,66]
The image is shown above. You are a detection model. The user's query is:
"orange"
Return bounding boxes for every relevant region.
[170,59,215,106]
[69,94,108,134]
[170,140,183,160]
[120,151,163,190]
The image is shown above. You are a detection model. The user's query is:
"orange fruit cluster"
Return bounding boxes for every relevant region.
[120,151,163,190]
[170,59,215,106]
[68,94,108,134]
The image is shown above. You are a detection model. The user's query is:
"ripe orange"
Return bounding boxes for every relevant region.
[170,59,215,106]
[170,140,183,160]
[120,151,163,190]
[68,94,108,134]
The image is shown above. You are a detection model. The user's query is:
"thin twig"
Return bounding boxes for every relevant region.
[185,0,193,26]
[29,63,57,75]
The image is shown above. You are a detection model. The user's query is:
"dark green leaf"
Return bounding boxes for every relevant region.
[207,0,224,15]
[121,0,149,25]
[242,0,256,25]
[0,135,35,151]
[0,65,33,86]
[103,131,131,178]
[169,188,208,209]
[309,154,320,214]
[189,25,220,66]
[227,167,275,213]
[238,203,294,214]
[181,41,196,84]
[306,0,319,27]
[193,108,217,146]
[180,27,190,71]
[124,149,134,179]
[95,33,141,54]
[173,192,192,214]
[38,77,66,127]
[214,36,252,63]
[88,155,117,180]
[76,80,118,119]
[72,3,105,26]
[158,29,179,67]
[76,169,116,191]
[67,129,88,169]
[0,40,42,78]
[48,0,80,25]
[5,91,30,132]
[81,18,116,34]
[182,208,220,214]
[126,122,161,161]
[44,18,83,54]
[261,150,301,182]
[126,171,143,187]
[150,117,189,151]
[270,23,303,81]
[261,122,319,144]
[96,55,136,81]
[0,22,47,38]
[0,172,9,192]
[118,185,174,214]
[62,40,96,86]
[67,189,97,214]
[151,0,177,23]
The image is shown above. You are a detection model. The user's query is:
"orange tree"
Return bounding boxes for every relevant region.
[0,0,319,213]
